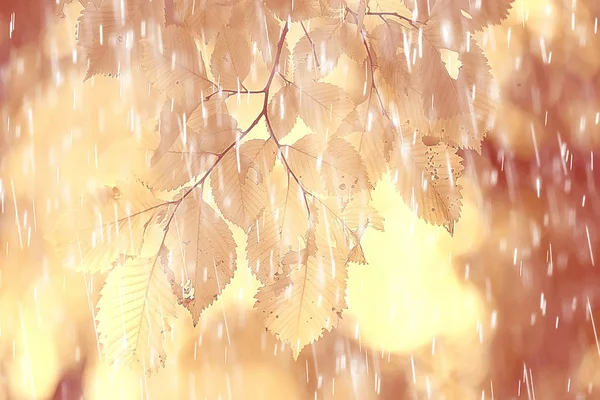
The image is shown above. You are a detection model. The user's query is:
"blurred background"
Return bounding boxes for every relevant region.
[0,0,599,398]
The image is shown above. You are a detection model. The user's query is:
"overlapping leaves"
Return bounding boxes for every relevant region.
[51,0,512,372]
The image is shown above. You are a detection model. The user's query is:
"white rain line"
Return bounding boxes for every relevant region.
[586,224,595,266]
[10,177,23,249]
[587,297,600,357]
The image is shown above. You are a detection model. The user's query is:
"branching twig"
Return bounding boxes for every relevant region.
[148,22,291,246]
[204,88,263,101]
[365,9,421,29]
[300,21,320,69]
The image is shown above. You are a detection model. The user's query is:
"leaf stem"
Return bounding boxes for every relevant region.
[264,113,312,216]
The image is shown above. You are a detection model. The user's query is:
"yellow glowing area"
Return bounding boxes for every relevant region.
[344,175,486,354]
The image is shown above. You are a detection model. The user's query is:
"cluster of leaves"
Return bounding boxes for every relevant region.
[50,0,512,373]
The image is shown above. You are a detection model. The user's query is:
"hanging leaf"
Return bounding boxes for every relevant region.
[77,0,165,79]
[284,135,370,196]
[210,146,268,231]
[136,111,219,192]
[422,31,497,151]
[255,244,347,360]
[164,192,237,325]
[268,85,300,139]
[49,181,171,274]
[174,0,235,43]
[389,133,464,235]
[187,93,230,134]
[211,27,252,90]
[240,138,279,179]
[287,81,355,137]
[140,25,215,110]
[422,0,514,32]
[341,96,396,184]
[294,20,366,82]
[245,1,290,74]
[264,0,345,21]
[96,244,176,374]
[247,211,282,286]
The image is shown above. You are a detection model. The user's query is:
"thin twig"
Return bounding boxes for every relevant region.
[300,21,320,69]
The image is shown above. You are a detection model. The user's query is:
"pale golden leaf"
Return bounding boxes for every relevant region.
[247,211,281,286]
[347,243,367,264]
[49,181,170,274]
[389,134,464,235]
[370,21,429,135]
[211,27,252,90]
[248,168,312,285]
[293,81,355,137]
[164,192,237,325]
[342,97,395,184]
[240,138,279,179]
[420,30,497,151]
[422,0,514,32]
[255,246,347,359]
[245,1,291,75]
[294,21,366,83]
[188,112,239,154]
[320,192,384,235]
[268,85,299,139]
[284,135,370,196]
[140,25,214,110]
[210,149,267,231]
[137,113,219,192]
[264,0,344,21]
[293,21,344,82]
[174,0,234,43]
[96,245,176,374]
[187,93,230,133]
[77,0,165,80]
[274,174,311,254]
[150,102,184,167]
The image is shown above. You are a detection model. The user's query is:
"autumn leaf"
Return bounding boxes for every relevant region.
[164,191,237,325]
[268,85,299,139]
[140,25,214,110]
[255,244,347,359]
[240,138,279,179]
[136,108,219,191]
[286,81,355,137]
[422,0,514,32]
[419,23,497,149]
[244,1,291,74]
[284,135,370,196]
[77,0,165,80]
[210,145,268,231]
[247,211,283,286]
[293,21,365,82]
[174,0,235,43]
[264,0,345,21]
[96,243,175,374]
[389,133,464,234]
[247,171,310,285]
[49,181,170,274]
[211,27,252,90]
[187,92,230,134]
[341,96,396,184]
